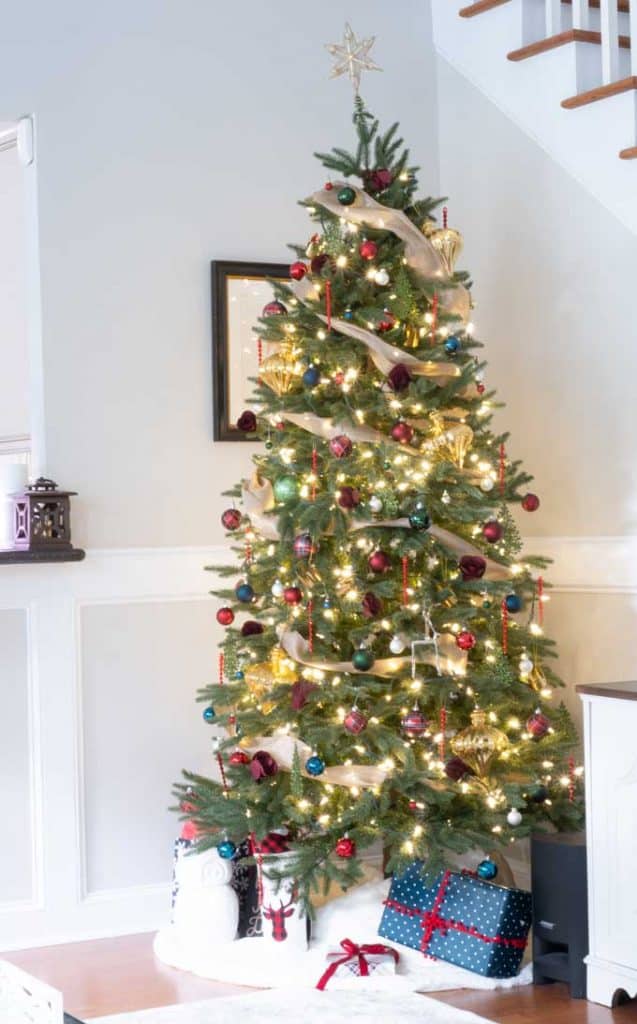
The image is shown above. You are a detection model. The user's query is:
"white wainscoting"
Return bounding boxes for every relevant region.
[0,537,634,951]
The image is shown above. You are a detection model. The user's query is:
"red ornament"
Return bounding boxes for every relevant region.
[324,181,334,191]
[359,239,378,261]
[344,707,367,734]
[293,533,315,558]
[408,799,418,811]
[333,371,345,385]
[283,585,303,605]
[221,508,242,531]
[181,820,198,841]
[229,750,250,765]
[456,629,477,651]
[476,382,486,395]
[335,835,356,858]
[216,607,235,626]
[377,310,396,333]
[262,300,287,317]
[368,550,391,573]
[522,492,540,512]
[289,261,308,281]
[329,434,353,458]
[527,710,550,738]
[401,708,429,737]
[483,520,503,543]
[391,420,414,445]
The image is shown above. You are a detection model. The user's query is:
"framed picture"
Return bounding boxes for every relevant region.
[211,260,290,441]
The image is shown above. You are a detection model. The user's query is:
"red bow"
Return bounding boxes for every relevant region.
[316,938,399,991]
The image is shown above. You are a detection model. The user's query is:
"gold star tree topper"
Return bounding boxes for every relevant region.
[325,22,382,95]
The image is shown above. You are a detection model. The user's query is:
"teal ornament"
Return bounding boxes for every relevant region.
[264,440,273,450]
[217,839,237,860]
[202,706,215,722]
[344,308,354,321]
[444,336,461,354]
[234,670,245,681]
[352,648,375,671]
[408,500,431,531]
[305,755,326,777]
[322,596,332,609]
[505,593,523,613]
[337,185,356,206]
[302,365,320,388]
[477,858,498,881]
[235,582,254,603]
[482,599,493,609]
[273,476,298,503]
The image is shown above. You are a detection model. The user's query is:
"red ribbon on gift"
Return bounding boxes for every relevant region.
[316,938,399,991]
[383,869,527,959]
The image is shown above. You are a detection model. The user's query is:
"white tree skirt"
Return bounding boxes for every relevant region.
[92,989,496,1024]
[154,878,532,993]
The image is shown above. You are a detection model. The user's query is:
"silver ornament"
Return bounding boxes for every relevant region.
[389,634,406,655]
[271,580,285,598]
[519,656,534,675]
[374,268,390,286]
[507,808,522,827]
[441,490,451,505]
[480,477,495,493]
[368,495,383,513]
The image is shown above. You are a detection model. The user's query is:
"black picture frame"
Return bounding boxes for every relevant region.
[211,260,290,441]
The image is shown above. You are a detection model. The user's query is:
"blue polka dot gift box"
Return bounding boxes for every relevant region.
[378,863,532,978]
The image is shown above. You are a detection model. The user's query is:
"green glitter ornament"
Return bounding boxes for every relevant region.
[273,476,298,503]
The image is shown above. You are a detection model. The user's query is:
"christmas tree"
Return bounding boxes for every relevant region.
[176,78,583,909]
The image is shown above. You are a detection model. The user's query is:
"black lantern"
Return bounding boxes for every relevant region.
[8,478,85,562]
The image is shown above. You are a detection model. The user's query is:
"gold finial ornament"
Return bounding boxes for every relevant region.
[259,345,302,396]
[429,226,464,276]
[450,709,510,778]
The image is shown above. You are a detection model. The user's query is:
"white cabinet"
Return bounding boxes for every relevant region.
[578,683,637,1006]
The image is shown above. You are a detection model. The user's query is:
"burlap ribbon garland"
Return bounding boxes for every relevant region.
[241,474,511,582]
[307,182,470,323]
[279,628,467,677]
[238,732,390,788]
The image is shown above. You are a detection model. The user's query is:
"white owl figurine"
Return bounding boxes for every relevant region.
[173,848,239,947]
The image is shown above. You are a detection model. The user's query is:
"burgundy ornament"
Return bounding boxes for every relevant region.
[335,835,356,858]
[290,679,316,710]
[236,410,257,433]
[459,555,487,581]
[310,253,329,274]
[221,508,242,531]
[377,310,396,333]
[391,420,414,445]
[456,629,477,651]
[283,585,303,605]
[289,260,308,281]
[364,168,393,192]
[359,239,378,261]
[216,607,235,627]
[262,300,287,317]
[337,486,361,509]
[329,434,353,458]
[522,493,541,512]
[526,710,551,738]
[444,756,473,781]
[344,707,368,734]
[387,363,412,392]
[229,750,251,766]
[241,620,263,637]
[368,550,391,573]
[483,520,503,543]
[401,708,429,738]
[293,533,315,558]
[249,750,279,781]
[361,591,383,618]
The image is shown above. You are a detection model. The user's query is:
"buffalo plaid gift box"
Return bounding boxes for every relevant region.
[378,863,532,978]
[316,939,399,990]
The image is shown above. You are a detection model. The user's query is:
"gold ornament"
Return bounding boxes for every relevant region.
[524,663,548,695]
[244,661,276,714]
[270,644,298,684]
[429,225,464,276]
[430,411,474,469]
[259,345,302,396]
[403,324,421,349]
[421,219,437,238]
[450,709,509,778]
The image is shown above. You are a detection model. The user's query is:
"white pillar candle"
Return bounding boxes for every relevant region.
[0,463,28,549]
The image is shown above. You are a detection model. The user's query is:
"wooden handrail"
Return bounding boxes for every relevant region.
[459,0,510,17]
[562,75,637,107]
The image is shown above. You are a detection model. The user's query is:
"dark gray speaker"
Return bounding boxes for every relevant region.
[531,831,588,998]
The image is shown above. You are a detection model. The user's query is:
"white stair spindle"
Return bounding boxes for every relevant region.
[545,0,562,36]
[571,0,589,30]
[600,0,620,83]
[631,0,637,77]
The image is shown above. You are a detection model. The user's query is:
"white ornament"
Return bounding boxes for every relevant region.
[325,23,382,95]
[271,580,285,598]
[519,656,534,676]
[441,490,451,505]
[173,848,238,948]
[374,268,390,286]
[507,808,523,827]
[389,634,406,655]
[368,495,383,514]
[480,477,495,493]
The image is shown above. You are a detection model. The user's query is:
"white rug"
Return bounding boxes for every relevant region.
[92,989,495,1024]
[154,877,532,994]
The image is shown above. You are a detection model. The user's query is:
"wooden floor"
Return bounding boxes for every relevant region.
[4,932,637,1022]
